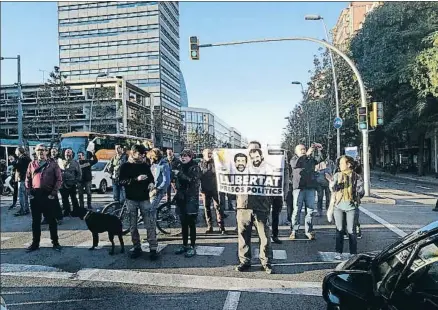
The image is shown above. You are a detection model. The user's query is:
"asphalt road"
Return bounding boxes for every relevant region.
[1,177,437,310]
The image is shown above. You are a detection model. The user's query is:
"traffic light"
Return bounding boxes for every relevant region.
[357,106,368,130]
[189,36,199,60]
[369,102,384,128]
[375,102,384,126]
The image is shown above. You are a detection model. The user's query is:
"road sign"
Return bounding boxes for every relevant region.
[345,146,358,160]
[333,117,343,129]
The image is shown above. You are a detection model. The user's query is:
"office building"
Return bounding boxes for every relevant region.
[0,78,152,141]
[57,1,181,147]
[181,107,245,153]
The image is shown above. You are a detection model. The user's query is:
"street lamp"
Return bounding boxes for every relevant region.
[291,81,304,93]
[305,14,341,158]
[1,55,23,145]
[89,72,109,132]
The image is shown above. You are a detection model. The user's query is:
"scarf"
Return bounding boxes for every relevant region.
[340,169,353,202]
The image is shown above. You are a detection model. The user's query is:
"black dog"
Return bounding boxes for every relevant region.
[77,208,125,255]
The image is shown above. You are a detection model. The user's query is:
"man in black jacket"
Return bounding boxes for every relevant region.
[290,144,318,241]
[78,151,98,210]
[119,144,155,260]
[199,148,225,234]
[11,147,32,216]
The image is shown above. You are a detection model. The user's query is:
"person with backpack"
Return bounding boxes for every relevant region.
[106,144,128,204]
[326,155,364,260]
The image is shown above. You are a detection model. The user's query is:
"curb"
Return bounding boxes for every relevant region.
[361,196,396,205]
[371,171,438,187]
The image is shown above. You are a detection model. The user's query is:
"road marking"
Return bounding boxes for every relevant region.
[196,246,225,256]
[416,185,432,190]
[128,243,167,253]
[1,237,11,242]
[1,263,322,296]
[23,239,53,248]
[319,252,353,262]
[254,249,287,260]
[223,291,241,310]
[7,298,106,306]
[75,241,112,249]
[379,178,388,182]
[359,206,407,237]
[396,182,406,185]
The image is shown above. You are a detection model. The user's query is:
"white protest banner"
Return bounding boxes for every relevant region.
[213,148,285,196]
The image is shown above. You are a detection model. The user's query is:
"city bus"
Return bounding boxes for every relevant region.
[60,132,153,160]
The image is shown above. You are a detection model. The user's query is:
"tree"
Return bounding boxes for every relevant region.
[27,66,73,144]
[350,2,438,175]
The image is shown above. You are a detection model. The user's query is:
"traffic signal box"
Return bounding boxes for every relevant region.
[190,36,200,60]
[369,102,384,128]
[357,106,368,130]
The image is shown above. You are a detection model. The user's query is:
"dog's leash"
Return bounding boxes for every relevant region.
[84,210,92,220]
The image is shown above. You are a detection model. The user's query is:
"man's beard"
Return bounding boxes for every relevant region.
[237,165,245,172]
[253,160,262,167]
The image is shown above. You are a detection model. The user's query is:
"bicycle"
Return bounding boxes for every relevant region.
[101,196,181,236]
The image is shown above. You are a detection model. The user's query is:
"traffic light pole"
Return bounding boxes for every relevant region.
[196,36,370,196]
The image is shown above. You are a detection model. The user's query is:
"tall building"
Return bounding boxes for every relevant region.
[57,1,181,147]
[180,70,188,107]
[332,2,382,50]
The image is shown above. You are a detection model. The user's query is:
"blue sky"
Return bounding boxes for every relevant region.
[1,1,347,146]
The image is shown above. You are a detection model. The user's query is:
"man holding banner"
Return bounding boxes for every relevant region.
[213,141,286,275]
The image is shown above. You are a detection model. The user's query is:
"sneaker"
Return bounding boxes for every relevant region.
[235,263,251,272]
[262,264,274,274]
[305,233,315,240]
[26,244,40,253]
[185,246,196,258]
[205,227,214,234]
[149,249,159,261]
[334,253,342,260]
[52,243,62,252]
[220,228,226,235]
[14,210,27,217]
[130,248,143,259]
[284,220,291,226]
[272,236,283,244]
[289,232,296,240]
[357,233,362,239]
[175,245,188,255]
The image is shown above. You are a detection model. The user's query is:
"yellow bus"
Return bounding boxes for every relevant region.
[60,132,153,160]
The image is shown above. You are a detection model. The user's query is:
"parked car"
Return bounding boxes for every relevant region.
[1,296,8,310]
[323,221,438,310]
[91,160,112,193]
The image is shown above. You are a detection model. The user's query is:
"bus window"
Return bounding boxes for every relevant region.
[60,136,88,159]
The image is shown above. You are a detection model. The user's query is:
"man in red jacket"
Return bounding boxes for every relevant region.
[25,143,63,252]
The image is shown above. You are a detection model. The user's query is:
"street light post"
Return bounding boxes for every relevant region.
[193,35,371,196]
[1,55,23,145]
[89,72,108,132]
[305,15,341,158]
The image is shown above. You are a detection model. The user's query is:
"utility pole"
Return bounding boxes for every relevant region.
[1,55,23,145]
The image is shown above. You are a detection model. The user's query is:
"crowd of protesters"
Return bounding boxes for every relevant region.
[4,140,367,274]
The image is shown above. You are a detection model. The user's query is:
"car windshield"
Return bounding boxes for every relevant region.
[92,162,106,171]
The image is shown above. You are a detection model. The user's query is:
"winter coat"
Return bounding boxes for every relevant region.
[174,160,201,215]
[199,158,217,193]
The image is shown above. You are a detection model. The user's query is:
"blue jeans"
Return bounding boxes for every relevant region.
[112,183,125,205]
[150,189,165,211]
[291,189,316,234]
[18,181,29,213]
[333,207,357,254]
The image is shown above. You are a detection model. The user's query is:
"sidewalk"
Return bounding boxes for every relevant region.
[371,170,438,186]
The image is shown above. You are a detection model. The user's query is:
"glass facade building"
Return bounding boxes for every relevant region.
[58,1,180,146]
